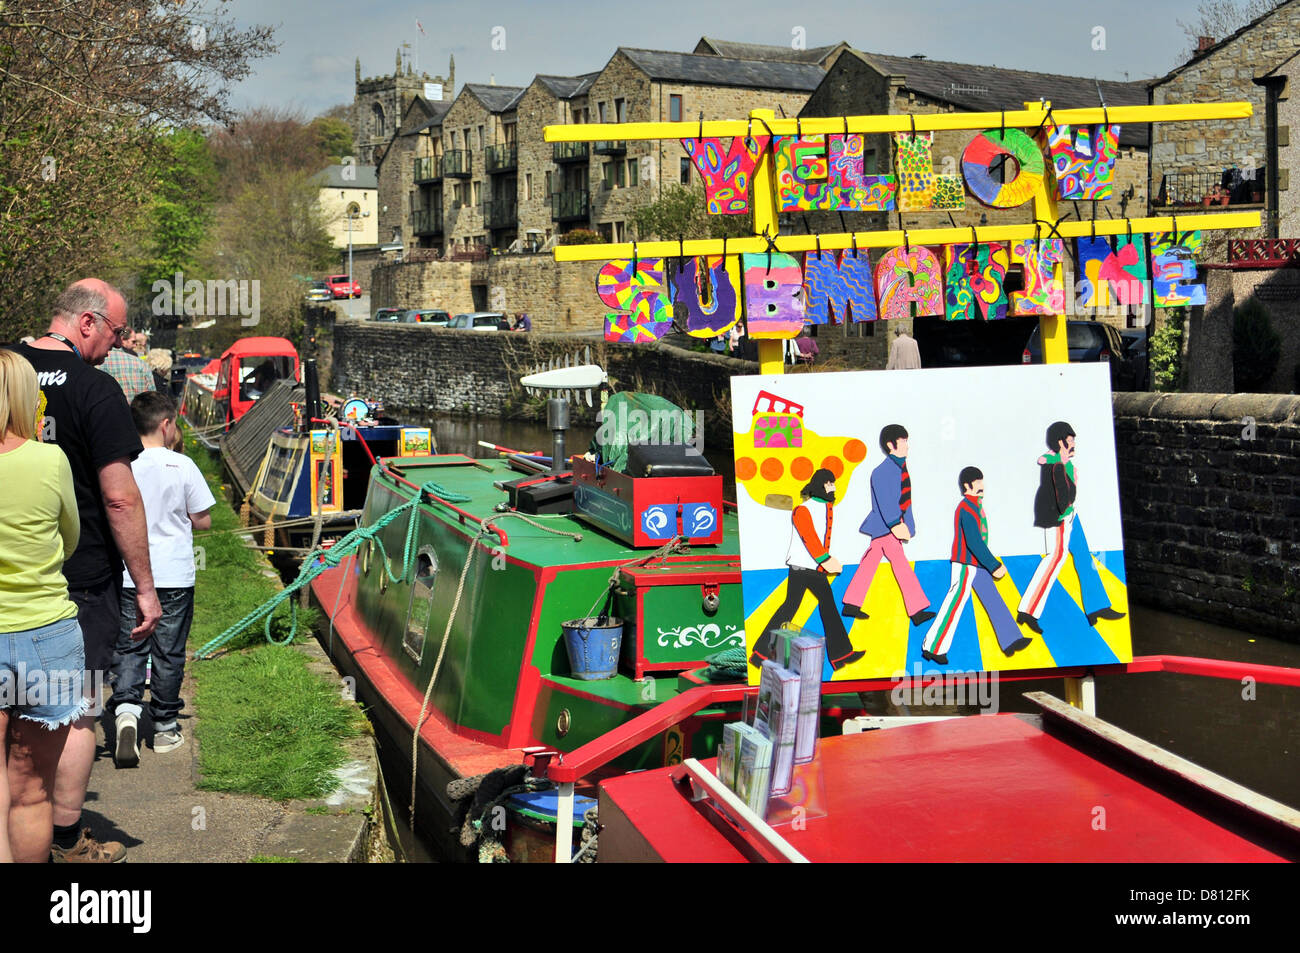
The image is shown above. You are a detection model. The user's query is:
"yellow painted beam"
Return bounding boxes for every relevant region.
[553,212,1261,262]
[1027,101,1069,367]
[748,109,786,376]
[544,102,1253,142]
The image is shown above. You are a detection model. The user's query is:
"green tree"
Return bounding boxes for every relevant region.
[138,129,220,298]
[309,116,355,162]
[1232,296,1282,392]
[1150,307,1185,392]
[630,185,753,242]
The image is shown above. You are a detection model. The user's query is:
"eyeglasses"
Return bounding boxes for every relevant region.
[91,311,128,341]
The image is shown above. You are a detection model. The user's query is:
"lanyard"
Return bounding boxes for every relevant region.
[44,333,81,361]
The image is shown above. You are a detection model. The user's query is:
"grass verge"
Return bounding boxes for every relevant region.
[186,429,364,801]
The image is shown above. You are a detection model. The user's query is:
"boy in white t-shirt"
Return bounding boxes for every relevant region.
[109,391,215,767]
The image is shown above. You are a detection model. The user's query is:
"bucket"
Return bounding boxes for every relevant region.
[562,616,624,680]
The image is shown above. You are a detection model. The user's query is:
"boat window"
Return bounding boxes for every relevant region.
[404,548,438,663]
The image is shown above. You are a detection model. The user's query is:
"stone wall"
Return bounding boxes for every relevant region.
[1150,3,1300,197]
[331,322,750,432]
[1196,262,1300,394]
[1112,392,1300,640]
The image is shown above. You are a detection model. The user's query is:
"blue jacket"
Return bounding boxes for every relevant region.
[860,455,916,539]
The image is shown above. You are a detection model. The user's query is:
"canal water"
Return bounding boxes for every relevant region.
[369,413,1298,860]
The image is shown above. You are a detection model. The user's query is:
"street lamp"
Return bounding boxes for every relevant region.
[347,206,370,291]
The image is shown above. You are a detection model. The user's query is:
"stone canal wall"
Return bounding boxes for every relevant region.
[330,321,752,430]
[332,322,1300,638]
[1112,393,1300,640]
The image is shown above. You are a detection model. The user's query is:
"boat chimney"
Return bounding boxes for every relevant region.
[304,359,322,430]
[547,398,569,473]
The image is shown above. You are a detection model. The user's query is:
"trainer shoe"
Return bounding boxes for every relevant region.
[154,727,185,753]
[114,711,139,768]
[50,828,126,864]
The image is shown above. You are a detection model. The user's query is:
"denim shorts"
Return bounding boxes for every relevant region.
[0,616,88,729]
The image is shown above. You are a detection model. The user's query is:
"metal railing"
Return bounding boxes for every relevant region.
[482,196,518,228]
[485,144,517,173]
[553,141,589,162]
[594,140,626,155]
[1156,168,1266,207]
[442,150,472,177]
[413,156,441,182]
[551,189,589,221]
[412,208,442,234]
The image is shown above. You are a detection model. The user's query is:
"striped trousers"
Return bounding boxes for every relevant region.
[923,563,1022,657]
[1017,513,1109,621]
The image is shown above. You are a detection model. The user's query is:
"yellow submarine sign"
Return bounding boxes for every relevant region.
[545,102,1259,355]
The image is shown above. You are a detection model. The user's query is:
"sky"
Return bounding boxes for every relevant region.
[213,0,1216,117]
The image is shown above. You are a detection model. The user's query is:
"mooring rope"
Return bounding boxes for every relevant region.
[193,477,474,659]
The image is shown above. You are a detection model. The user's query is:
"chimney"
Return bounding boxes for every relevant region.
[1197,36,1215,52]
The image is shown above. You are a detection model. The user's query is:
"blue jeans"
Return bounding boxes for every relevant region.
[109,588,193,732]
[0,616,87,729]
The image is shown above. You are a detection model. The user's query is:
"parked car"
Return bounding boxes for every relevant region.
[1022,320,1136,389]
[372,307,404,322]
[305,280,332,302]
[326,274,362,299]
[449,312,509,331]
[403,309,450,325]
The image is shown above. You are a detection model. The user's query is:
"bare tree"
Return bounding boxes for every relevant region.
[0,1,276,337]
[1177,0,1283,61]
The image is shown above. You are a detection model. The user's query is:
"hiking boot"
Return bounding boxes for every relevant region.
[50,829,126,864]
[114,711,139,768]
[154,727,185,753]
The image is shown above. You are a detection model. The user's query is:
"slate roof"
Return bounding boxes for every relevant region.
[536,73,599,98]
[694,37,843,66]
[839,50,1151,148]
[399,98,452,136]
[463,82,527,113]
[1151,0,1298,87]
[618,48,825,92]
[313,164,377,189]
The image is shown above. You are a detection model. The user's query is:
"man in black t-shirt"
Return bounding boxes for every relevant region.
[14,278,161,863]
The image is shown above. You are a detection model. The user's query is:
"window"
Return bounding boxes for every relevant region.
[450,131,458,149]
[598,101,607,123]
[404,549,438,663]
[670,95,683,123]
[525,174,533,200]
[452,183,462,207]
[680,157,691,185]
[545,171,553,196]
[473,181,481,205]
[603,161,625,191]
[478,125,484,149]
[627,158,639,187]
[615,98,626,122]
[372,103,385,137]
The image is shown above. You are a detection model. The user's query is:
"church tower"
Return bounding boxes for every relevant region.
[352,53,455,164]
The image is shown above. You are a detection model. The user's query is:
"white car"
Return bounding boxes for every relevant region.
[449,312,508,331]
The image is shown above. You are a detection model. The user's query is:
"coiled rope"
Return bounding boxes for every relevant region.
[193,476,474,659]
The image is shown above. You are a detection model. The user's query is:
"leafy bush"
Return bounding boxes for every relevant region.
[559,229,605,245]
[1150,307,1185,392]
[1232,296,1281,392]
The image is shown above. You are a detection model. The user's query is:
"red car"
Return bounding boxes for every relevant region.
[325,274,362,299]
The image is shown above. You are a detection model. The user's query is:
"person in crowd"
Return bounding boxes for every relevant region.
[110,392,213,766]
[147,348,173,393]
[13,278,159,863]
[514,312,532,332]
[794,329,819,365]
[0,350,84,863]
[887,325,922,370]
[101,341,154,401]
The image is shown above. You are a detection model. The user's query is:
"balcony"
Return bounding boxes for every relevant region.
[485,144,517,174]
[413,156,441,183]
[551,189,589,221]
[594,140,626,155]
[553,141,590,163]
[442,150,472,178]
[1155,167,1266,208]
[483,196,518,229]
[412,208,442,235]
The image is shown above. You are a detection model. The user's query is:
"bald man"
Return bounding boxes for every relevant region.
[13,278,161,863]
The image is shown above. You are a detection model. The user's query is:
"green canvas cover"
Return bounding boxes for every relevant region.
[590,392,695,473]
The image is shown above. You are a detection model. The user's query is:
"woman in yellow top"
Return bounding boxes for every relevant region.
[0,350,83,863]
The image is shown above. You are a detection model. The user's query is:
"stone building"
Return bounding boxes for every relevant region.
[353,52,455,165]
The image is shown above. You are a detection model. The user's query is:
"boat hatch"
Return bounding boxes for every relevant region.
[615,559,742,679]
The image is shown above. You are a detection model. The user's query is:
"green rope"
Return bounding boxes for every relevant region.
[703,645,748,682]
[195,478,473,659]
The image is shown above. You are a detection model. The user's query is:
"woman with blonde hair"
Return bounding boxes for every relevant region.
[0,349,83,862]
